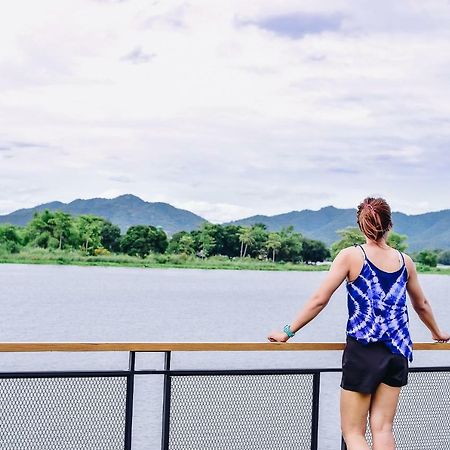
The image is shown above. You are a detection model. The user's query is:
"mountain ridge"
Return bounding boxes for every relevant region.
[224,206,450,251]
[0,194,206,235]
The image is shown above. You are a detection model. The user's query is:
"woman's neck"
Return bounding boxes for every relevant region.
[364,237,390,249]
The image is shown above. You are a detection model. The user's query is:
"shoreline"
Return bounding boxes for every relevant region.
[1,255,449,275]
[0,256,329,272]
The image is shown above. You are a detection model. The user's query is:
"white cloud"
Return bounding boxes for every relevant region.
[177,200,255,223]
[0,0,449,219]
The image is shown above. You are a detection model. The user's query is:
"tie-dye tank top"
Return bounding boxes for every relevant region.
[346,244,413,362]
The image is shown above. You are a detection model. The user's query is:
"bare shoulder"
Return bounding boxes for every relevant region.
[402,253,416,275]
[402,253,415,269]
[334,245,359,262]
[342,245,361,256]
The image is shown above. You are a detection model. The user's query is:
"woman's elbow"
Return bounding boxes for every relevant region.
[412,298,428,314]
[312,294,329,309]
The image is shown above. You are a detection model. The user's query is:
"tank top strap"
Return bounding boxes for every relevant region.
[354,243,367,259]
[397,249,405,267]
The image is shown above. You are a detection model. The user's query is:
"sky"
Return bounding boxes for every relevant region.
[1,0,450,223]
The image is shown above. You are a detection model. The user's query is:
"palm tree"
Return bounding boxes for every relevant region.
[266,232,282,262]
[238,227,255,258]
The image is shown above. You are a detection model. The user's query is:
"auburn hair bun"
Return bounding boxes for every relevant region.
[356,197,393,241]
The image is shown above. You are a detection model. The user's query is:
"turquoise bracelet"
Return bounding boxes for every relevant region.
[283,324,295,338]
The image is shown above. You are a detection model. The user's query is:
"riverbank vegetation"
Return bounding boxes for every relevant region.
[0,210,448,274]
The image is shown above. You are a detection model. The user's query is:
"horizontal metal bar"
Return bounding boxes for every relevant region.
[0,367,448,378]
[407,366,450,373]
[0,342,448,352]
[0,370,131,379]
[116,366,450,376]
[136,368,341,376]
[0,368,338,378]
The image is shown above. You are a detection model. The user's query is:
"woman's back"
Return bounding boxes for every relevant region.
[345,242,412,361]
[347,243,406,283]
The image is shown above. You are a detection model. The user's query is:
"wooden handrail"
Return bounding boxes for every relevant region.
[0,342,448,352]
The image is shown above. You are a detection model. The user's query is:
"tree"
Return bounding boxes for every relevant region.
[301,239,330,264]
[416,250,438,268]
[121,225,168,258]
[168,231,189,254]
[26,210,59,249]
[438,250,450,266]
[76,215,104,254]
[331,227,365,259]
[151,226,169,253]
[198,232,216,257]
[26,210,79,249]
[387,232,408,252]
[331,227,409,259]
[178,234,196,255]
[100,221,122,252]
[277,226,303,262]
[198,223,241,257]
[238,227,256,258]
[0,224,22,253]
[197,223,217,257]
[48,211,73,250]
[247,223,270,259]
[266,232,282,262]
[218,225,242,257]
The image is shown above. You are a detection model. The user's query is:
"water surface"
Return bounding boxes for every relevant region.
[1,264,448,449]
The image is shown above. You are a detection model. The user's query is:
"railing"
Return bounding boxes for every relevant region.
[0,342,449,450]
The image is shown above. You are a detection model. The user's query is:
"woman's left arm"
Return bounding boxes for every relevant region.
[267,248,351,342]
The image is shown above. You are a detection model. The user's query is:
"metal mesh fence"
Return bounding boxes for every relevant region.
[0,359,448,450]
[0,376,128,450]
[365,370,450,450]
[168,373,316,450]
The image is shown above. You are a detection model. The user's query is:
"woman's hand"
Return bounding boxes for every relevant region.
[267,331,289,343]
[432,330,450,343]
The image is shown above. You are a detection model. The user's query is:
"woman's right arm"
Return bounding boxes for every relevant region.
[405,255,450,342]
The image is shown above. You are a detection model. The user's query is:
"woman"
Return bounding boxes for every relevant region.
[267,196,449,450]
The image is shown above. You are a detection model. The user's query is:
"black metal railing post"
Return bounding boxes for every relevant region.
[124,351,136,450]
[311,372,320,450]
[161,351,172,450]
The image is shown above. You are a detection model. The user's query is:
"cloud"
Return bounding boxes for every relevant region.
[244,12,344,39]
[327,167,360,175]
[0,140,53,159]
[0,0,449,220]
[121,46,155,64]
[178,200,256,223]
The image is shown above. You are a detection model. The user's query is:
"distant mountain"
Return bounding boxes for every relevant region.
[223,206,450,252]
[0,194,206,235]
[1,196,449,251]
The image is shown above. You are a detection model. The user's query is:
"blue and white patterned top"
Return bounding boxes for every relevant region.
[346,244,413,362]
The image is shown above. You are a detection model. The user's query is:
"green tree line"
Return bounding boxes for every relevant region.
[0,210,448,267]
[0,210,329,263]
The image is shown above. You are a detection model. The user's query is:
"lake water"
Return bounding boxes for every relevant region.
[0,264,449,449]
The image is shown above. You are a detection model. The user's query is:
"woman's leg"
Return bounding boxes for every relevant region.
[340,388,372,450]
[368,383,400,450]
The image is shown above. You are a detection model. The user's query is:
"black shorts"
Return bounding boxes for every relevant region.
[340,335,409,394]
